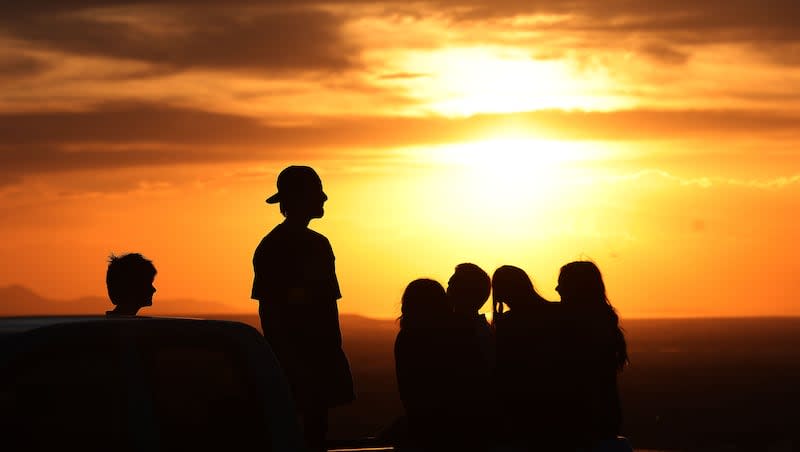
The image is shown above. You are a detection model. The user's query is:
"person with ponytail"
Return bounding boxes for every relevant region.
[491,265,566,450]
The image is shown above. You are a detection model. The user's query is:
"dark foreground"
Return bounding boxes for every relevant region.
[201,314,800,451]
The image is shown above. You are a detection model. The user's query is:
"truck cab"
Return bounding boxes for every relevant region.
[0,316,305,451]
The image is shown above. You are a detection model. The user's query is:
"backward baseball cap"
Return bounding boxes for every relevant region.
[266,165,323,204]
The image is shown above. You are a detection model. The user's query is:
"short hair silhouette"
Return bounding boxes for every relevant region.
[399,278,450,329]
[492,265,548,315]
[447,263,491,314]
[557,260,629,370]
[106,253,156,316]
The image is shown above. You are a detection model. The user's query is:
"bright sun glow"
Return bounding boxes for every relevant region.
[399,138,618,240]
[387,47,630,116]
[428,137,608,202]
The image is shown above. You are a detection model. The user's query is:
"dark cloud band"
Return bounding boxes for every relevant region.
[1,102,798,179]
[0,4,356,74]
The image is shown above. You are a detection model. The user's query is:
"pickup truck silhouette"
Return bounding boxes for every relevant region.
[0,315,308,451]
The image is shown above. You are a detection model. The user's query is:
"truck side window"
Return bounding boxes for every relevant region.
[140,336,270,451]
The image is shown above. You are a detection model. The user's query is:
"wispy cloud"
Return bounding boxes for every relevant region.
[607,169,800,189]
[1,103,799,187]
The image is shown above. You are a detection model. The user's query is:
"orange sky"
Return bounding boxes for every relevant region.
[1,1,799,319]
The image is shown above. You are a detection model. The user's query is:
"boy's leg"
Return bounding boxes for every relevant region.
[302,404,328,452]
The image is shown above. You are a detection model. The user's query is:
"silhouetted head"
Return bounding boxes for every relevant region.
[556,260,607,307]
[492,265,548,314]
[447,263,491,316]
[266,165,328,220]
[557,260,628,370]
[106,253,157,315]
[399,278,450,329]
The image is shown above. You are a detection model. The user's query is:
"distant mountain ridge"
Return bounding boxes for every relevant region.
[0,284,241,316]
[0,285,401,324]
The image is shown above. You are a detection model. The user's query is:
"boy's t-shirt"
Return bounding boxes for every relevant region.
[251,221,354,408]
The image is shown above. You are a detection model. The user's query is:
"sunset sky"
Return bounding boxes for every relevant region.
[1,0,799,319]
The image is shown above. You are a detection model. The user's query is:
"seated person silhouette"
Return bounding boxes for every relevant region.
[447,262,495,373]
[105,252,157,316]
[491,265,568,450]
[556,261,630,451]
[445,263,495,446]
[394,278,487,451]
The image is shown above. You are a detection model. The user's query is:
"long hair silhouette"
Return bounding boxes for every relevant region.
[557,260,628,371]
[491,265,549,319]
[490,265,567,448]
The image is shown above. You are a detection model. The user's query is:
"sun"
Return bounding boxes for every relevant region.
[429,137,596,206]
[387,137,612,243]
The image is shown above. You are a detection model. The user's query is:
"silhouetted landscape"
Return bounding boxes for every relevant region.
[3,1,799,450]
[3,286,799,451]
[0,285,237,316]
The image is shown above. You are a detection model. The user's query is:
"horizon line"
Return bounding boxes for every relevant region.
[4,312,800,323]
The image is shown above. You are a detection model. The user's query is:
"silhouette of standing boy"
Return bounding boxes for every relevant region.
[251,165,355,452]
[105,253,157,316]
